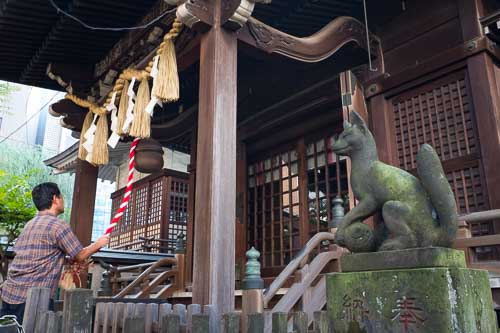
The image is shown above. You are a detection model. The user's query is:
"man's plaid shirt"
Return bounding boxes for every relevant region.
[1,212,83,304]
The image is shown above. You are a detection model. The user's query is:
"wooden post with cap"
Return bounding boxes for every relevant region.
[241,247,264,332]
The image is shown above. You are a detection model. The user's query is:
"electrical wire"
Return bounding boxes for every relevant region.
[0,93,60,145]
[48,0,177,31]
[362,0,377,72]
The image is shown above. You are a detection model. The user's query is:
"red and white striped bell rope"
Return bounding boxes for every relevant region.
[104,137,140,235]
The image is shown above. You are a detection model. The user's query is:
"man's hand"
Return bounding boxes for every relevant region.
[95,234,110,249]
[75,235,110,262]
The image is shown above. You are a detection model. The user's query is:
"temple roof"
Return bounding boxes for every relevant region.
[0,0,162,90]
[43,141,130,181]
[0,0,402,91]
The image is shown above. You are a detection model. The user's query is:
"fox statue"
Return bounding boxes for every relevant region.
[331,110,458,252]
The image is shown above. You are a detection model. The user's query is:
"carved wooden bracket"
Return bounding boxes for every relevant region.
[177,0,270,31]
[237,16,384,68]
[221,0,255,31]
[50,99,88,132]
[46,63,94,95]
[177,0,213,32]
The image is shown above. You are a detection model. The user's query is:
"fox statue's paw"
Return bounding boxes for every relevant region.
[341,222,377,253]
[334,228,347,247]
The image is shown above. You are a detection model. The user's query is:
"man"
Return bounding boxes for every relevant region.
[0,182,109,322]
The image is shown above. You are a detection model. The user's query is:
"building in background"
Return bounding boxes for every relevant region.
[0,83,33,145]
[92,180,116,241]
[1,80,115,240]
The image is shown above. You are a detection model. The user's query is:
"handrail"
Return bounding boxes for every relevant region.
[271,251,338,312]
[264,251,338,333]
[114,259,176,273]
[459,209,500,223]
[113,257,178,298]
[135,270,177,298]
[111,236,179,252]
[454,234,500,248]
[111,239,144,250]
[263,232,335,306]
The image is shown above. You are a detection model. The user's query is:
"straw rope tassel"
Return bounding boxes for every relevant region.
[104,138,139,235]
[129,79,151,138]
[91,114,109,165]
[78,111,94,160]
[116,80,130,136]
[152,19,182,102]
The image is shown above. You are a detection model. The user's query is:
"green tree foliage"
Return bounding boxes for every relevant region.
[0,142,75,222]
[0,81,20,116]
[0,169,37,278]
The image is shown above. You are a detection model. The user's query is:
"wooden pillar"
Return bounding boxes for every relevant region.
[467,53,500,231]
[367,94,398,166]
[458,0,500,230]
[70,159,98,246]
[297,139,310,246]
[192,1,238,313]
[185,130,197,288]
[69,159,98,288]
[235,140,248,287]
[339,72,356,210]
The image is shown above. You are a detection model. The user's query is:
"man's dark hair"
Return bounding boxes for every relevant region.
[32,182,61,211]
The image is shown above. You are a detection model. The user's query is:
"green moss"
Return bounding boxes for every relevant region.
[327,268,496,333]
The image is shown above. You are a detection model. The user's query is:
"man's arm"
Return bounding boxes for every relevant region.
[56,222,109,262]
[74,235,109,262]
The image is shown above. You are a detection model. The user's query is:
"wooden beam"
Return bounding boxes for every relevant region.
[192,0,238,313]
[237,16,382,65]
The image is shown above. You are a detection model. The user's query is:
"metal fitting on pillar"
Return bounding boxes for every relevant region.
[175,232,186,254]
[243,247,264,290]
[330,195,345,228]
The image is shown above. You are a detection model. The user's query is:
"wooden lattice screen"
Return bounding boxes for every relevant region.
[306,136,349,239]
[247,130,350,269]
[392,70,490,235]
[248,149,300,268]
[109,169,189,252]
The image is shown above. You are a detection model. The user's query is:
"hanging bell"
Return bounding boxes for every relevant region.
[135,138,164,173]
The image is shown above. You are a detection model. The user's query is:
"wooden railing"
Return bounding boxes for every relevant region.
[110,235,183,254]
[112,257,177,298]
[263,232,336,307]
[241,232,343,332]
[100,234,187,298]
[454,209,500,273]
[23,287,331,333]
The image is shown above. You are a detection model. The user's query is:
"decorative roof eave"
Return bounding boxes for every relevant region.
[237,16,383,68]
[44,141,131,182]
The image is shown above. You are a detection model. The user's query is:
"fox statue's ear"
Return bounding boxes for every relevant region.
[349,110,368,131]
[343,120,352,130]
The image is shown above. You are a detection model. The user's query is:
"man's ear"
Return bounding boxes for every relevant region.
[349,110,368,131]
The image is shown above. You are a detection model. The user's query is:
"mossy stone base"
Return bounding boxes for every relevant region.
[341,247,466,272]
[327,267,496,333]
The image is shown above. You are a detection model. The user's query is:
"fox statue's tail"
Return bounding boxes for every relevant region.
[416,144,458,246]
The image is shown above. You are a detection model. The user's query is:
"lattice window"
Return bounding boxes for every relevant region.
[167,179,189,243]
[392,72,490,235]
[248,149,300,268]
[109,171,189,252]
[394,76,477,169]
[109,196,121,248]
[147,178,163,241]
[306,136,349,239]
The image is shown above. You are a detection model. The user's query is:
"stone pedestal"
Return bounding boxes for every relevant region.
[326,248,496,333]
